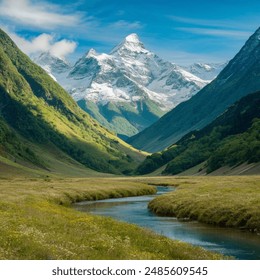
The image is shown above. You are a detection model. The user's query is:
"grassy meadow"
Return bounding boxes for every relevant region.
[0,176,225,260]
[148,176,260,232]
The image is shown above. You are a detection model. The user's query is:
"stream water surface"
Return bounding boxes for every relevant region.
[74,187,260,259]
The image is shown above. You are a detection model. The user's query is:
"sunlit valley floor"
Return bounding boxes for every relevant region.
[0,165,259,259]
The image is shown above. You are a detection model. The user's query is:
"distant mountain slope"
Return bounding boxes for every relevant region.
[136,91,260,175]
[128,27,260,152]
[184,62,227,80]
[0,29,145,175]
[35,34,208,139]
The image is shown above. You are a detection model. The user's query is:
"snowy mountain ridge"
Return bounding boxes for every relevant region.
[184,62,228,80]
[34,33,225,138]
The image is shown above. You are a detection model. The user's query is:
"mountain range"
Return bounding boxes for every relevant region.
[34,34,225,139]
[1,27,259,177]
[128,27,260,152]
[184,62,228,80]
[0,29,146,176]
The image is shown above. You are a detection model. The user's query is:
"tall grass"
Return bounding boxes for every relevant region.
[0,177,224,260]
[148,176,260,232]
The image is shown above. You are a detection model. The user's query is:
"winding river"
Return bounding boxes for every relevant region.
[74,186,260,259]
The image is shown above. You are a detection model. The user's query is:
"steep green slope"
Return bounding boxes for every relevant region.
[128,27,260,152]
[0,29,145,175]
[78,99,164,140]
[136,91,260,175]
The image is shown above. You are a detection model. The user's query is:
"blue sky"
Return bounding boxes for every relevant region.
[0,0,259,65]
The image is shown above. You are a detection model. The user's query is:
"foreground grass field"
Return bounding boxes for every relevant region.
[0,176,224,260]
[148,176,260,232]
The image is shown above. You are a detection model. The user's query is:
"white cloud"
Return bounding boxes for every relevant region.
[49,39,77,59]
[8,31,77,59]
[0,0,145,52]
[0,0,81,29]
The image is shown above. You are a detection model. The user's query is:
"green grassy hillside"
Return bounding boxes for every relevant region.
[78,98,164,140]
[0,29,145,175]
[137,91,260,175]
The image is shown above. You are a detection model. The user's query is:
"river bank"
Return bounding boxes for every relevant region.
[148,176,260,233]
[0,177,224,260]
[74,186,260,259]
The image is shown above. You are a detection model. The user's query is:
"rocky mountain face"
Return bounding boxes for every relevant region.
[128,27,260,152]
[34,34,216,139]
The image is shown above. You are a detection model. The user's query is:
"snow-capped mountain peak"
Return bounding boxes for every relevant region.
[34,52,70,72]
[84,48,112,63]
[34,33,213,110]
[86,48,98,57]
[33,52,71,81]
[125,33,140,43]
[33,33,225,138]
[110,33,148,55]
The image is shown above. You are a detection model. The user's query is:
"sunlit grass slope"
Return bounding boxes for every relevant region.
[0,28,145,175]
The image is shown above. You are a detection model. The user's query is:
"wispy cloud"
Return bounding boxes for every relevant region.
[110,20,143,30]
[169,15,242,29]
[0,0,82,29]
[168,15,255,39]
[146,41,228,65]
[6,29,77,59]
[176,27,251,39]
[68,19,144,47]
[0,0,145,52]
